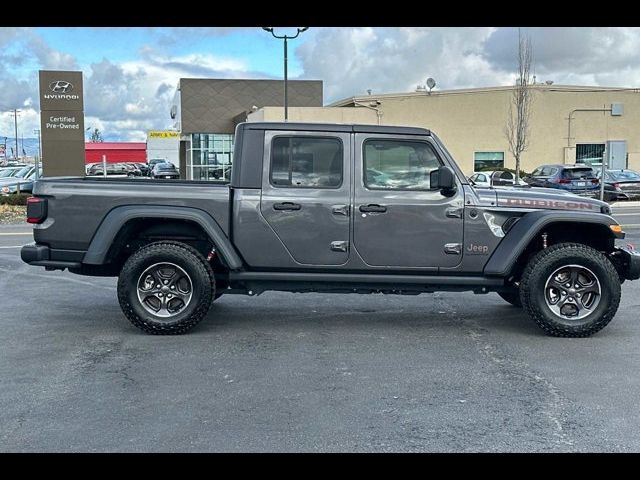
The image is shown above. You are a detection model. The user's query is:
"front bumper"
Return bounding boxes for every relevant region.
[611,246,640,281]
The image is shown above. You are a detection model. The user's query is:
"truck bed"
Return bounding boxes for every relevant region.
[32,177,231,251]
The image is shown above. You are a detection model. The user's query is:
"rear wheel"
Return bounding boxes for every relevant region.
[117,241,215,334]
[520,243,621,337]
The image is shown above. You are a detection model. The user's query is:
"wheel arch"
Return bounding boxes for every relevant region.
[82,205,243,270]
[484,210,620,279]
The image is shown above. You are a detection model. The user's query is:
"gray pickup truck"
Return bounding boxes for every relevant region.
[22,122,640,336]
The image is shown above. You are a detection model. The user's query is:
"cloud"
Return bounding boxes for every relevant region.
[82,51,271,141]
[297,27,504,102]
[5,27,640,145]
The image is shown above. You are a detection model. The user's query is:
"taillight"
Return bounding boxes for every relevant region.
[558,179,571,184]
[26,196,47,224]
[613,183,621,189]
[591,179,600,185]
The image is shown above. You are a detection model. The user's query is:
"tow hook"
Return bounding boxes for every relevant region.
[207,248,217,262]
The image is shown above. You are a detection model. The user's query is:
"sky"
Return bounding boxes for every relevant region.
[2,27,640,142]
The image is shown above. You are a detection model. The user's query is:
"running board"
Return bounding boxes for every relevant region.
[229,271,503,287]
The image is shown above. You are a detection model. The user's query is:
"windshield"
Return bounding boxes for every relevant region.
[0,168,19,177]
[609,170,640,181]
[13,166,32,178]
[562,168,594,179]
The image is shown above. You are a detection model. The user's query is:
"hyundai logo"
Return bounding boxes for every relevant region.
[49,81,73,94]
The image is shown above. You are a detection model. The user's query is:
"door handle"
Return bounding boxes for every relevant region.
[273,202,301,211]
[332,204,349,216]
[359,204,387,213]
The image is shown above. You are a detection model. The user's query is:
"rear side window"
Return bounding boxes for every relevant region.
[270,136,343,188]
[562,168,595,179]
[364,139,441,190]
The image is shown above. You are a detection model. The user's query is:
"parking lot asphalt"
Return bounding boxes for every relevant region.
[1,213,640,452]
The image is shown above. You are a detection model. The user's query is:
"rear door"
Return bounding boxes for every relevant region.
[352,134,464,269]
[260,130,351,266]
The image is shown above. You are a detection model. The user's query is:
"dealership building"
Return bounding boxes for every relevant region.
[249,83,640,175]
[170,78,323,180]
[170,80,640,178]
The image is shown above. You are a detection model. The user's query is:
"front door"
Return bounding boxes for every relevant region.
[260,131,351,266]
[352,134,464,269]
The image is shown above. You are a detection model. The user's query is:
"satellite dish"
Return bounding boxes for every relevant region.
[426,78,436,91]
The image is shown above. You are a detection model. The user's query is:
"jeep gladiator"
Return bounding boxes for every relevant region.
[21,122,640,336]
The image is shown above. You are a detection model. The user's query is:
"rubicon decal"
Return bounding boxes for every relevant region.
[498,197,597,211]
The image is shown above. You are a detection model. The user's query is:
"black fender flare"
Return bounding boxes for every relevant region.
[483,210,621,277]
[82,205,244,270]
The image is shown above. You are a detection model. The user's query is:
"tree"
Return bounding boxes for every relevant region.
[89,128,104,143]
[504,29,533,183]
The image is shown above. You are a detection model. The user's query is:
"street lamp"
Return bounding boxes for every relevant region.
[262,27,309,121]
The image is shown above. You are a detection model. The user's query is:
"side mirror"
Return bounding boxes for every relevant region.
[430,165,457,196]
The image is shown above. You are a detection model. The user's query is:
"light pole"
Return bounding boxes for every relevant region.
[13,109,19,160]
[262,27,309,121]
[33,129,41,179]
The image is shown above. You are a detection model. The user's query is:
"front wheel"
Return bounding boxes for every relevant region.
[117,241,215,334]
[520,243,621,337]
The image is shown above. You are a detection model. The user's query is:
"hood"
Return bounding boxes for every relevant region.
[491,186,609,213]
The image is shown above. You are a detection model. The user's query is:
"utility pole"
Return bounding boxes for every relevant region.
[13,109,20,160]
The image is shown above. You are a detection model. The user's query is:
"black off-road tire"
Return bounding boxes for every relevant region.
[520,242,621,337]
[497,290,522,308]
[117,241,215,335]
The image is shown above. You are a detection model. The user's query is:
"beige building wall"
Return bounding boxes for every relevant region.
[252,106,378,124]
[250,85,640,175]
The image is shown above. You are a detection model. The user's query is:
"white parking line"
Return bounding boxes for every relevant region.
[0,232,31,236]
[0,245,23,249]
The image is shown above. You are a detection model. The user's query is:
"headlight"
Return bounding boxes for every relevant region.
[1,186,9,194]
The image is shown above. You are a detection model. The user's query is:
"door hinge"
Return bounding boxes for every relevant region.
[330,241,349,252]
[444,243,462,255]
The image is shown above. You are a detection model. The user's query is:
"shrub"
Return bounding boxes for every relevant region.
[0,193,31,206]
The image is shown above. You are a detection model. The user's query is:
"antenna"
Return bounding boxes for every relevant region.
[426,77,436,94]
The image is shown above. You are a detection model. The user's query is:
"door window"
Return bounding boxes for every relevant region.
[270,136,343,188]
[363,139,441,190]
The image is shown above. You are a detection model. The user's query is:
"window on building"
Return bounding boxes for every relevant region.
[270,136,343,188]
[187,133,234,182]
[474,152,504,171]
[576,144,605,165]
[364,139,440,190]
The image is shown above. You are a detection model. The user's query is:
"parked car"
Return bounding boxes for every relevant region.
[86,162,131,177]
[595,169,640,202]
[0,166,27,178]
[524,164,600,196]
[468,170,516,188]
[147,159,168,176]
[151,162,180,179]
[131,162,150,177]
[0,166,41,195]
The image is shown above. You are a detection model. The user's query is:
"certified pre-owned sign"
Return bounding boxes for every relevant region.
[44,80,80,100]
